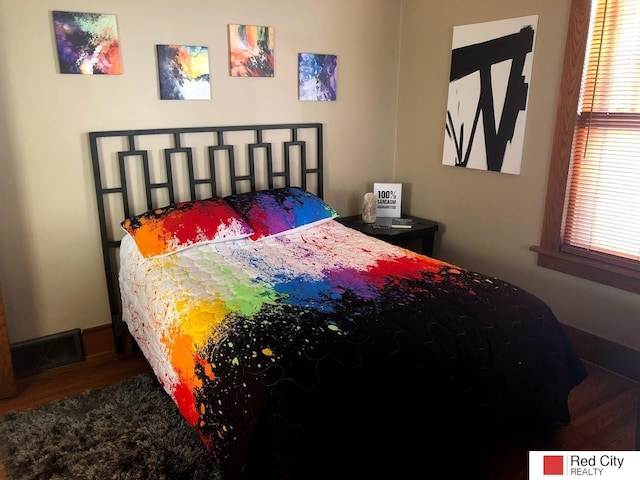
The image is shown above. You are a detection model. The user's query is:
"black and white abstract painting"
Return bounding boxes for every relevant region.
[443,15,538,175]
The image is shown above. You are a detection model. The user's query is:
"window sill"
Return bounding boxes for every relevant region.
[530,246,640,295]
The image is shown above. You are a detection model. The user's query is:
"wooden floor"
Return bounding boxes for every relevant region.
[472,361,639,479]
[0,355,637,479]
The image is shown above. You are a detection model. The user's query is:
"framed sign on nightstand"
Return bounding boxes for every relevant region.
[373,183,402,218]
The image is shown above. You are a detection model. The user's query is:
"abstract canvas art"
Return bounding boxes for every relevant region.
[156,45,211,100]
[298,53,337,101]
[228,24,274,77]
[442,15,538,175]
[52,11,122,75]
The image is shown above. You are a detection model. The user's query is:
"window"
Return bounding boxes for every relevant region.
[534,0,640,294]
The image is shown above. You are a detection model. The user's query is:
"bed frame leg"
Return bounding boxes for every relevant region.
[112,315,127,355]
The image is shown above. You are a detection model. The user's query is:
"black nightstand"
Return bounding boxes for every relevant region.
[336,215,439,256]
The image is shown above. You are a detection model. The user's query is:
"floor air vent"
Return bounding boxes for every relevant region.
[10,329,84,378]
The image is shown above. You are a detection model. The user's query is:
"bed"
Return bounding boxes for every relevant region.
[89,123,587,479]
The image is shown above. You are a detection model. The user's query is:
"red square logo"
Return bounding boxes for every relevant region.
[544,455,564,475]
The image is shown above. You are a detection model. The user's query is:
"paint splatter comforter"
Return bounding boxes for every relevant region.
[120,220,587,479]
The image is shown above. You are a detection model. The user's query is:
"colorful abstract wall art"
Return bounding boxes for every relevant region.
[156,45,211,100]
[228,24,274,77]
[52,11,122,75]
[442,15,538,175]
[298,53,337,101]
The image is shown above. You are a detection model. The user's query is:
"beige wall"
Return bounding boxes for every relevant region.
[0,0,401,342]
[396,0,640,350]
[2,0,639,352]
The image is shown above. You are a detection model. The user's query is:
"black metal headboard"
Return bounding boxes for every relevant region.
[89,123,324,353]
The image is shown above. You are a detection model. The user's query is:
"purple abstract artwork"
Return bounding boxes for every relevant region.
[298,53,337,101]
[52,11,122,75]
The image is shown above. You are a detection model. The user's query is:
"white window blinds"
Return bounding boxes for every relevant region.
[562,0,640,268]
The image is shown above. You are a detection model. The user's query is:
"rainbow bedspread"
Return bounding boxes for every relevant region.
[119,220,587,479]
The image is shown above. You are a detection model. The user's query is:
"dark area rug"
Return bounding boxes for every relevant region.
[0,374,221,480]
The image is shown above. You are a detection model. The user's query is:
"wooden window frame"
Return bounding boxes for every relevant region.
[532,0,640,294]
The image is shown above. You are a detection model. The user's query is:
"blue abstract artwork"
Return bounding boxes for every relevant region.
[298,53,337,101]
